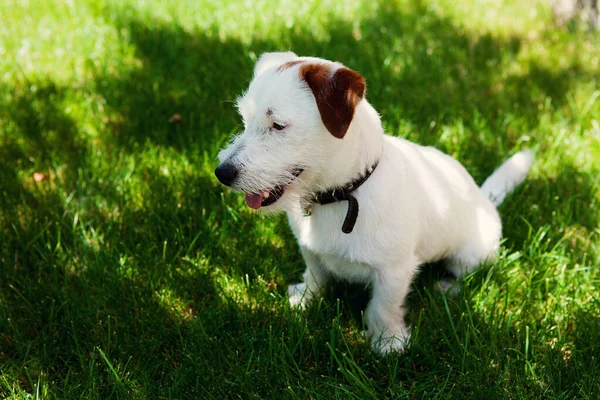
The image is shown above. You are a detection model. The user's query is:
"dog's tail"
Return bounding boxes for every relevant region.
[480,150,534,207]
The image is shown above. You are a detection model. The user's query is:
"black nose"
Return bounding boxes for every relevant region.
[214,163,238,186]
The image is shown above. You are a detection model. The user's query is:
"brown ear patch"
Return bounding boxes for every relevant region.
[299,63,365,138]
[277,60,304,71]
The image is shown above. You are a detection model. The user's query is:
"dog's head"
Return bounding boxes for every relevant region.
[215,52,366,212]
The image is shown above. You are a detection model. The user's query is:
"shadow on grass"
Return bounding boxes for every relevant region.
[501,163,599,252]
[0,82,89,192]
[0,83,82,162]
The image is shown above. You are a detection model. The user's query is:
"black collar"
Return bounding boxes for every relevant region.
[308,160,379,234]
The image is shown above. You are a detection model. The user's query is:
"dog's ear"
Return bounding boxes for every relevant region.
[254,52,298,77]
[300,64,365,139]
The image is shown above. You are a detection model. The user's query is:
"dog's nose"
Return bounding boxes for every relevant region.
[214,163,238,186]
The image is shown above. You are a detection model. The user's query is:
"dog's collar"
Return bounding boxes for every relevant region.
[304,160,379,234]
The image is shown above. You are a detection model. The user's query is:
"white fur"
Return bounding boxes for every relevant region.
[217,52,533,354]
[481,150,534,207]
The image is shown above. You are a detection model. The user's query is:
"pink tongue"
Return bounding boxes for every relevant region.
[245,193,264,209]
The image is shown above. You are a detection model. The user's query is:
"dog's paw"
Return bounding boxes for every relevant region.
[436,279,462,296]
[287,283,308,309]
[371,331,411,355]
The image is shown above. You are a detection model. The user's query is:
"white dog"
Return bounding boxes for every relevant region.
[215,52,533,354]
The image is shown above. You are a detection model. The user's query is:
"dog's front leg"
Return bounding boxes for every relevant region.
[288,247,329,308]
[365,259,418,354]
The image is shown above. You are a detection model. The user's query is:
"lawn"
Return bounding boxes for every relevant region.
[1,0,599,398]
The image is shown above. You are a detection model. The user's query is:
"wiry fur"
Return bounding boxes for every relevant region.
[217,52,533,354]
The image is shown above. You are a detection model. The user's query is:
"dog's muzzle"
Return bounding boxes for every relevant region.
[214,163,238,186]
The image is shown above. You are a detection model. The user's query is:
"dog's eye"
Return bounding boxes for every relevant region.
[272,122,286,131]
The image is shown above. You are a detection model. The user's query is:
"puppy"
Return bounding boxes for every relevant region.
[215,52,533,354]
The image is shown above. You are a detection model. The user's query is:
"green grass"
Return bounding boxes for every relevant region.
[1,0,599,397]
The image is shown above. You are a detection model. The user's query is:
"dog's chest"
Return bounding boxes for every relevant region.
[287,203,381,282]
[288,203,356,251]
[319,253,373,282]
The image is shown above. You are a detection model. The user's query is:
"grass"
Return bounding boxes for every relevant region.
[0,0,599,397]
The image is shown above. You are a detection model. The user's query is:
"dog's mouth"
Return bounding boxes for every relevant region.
[244,169,303,209]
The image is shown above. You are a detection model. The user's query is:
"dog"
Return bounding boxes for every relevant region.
[215,52,533,354]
